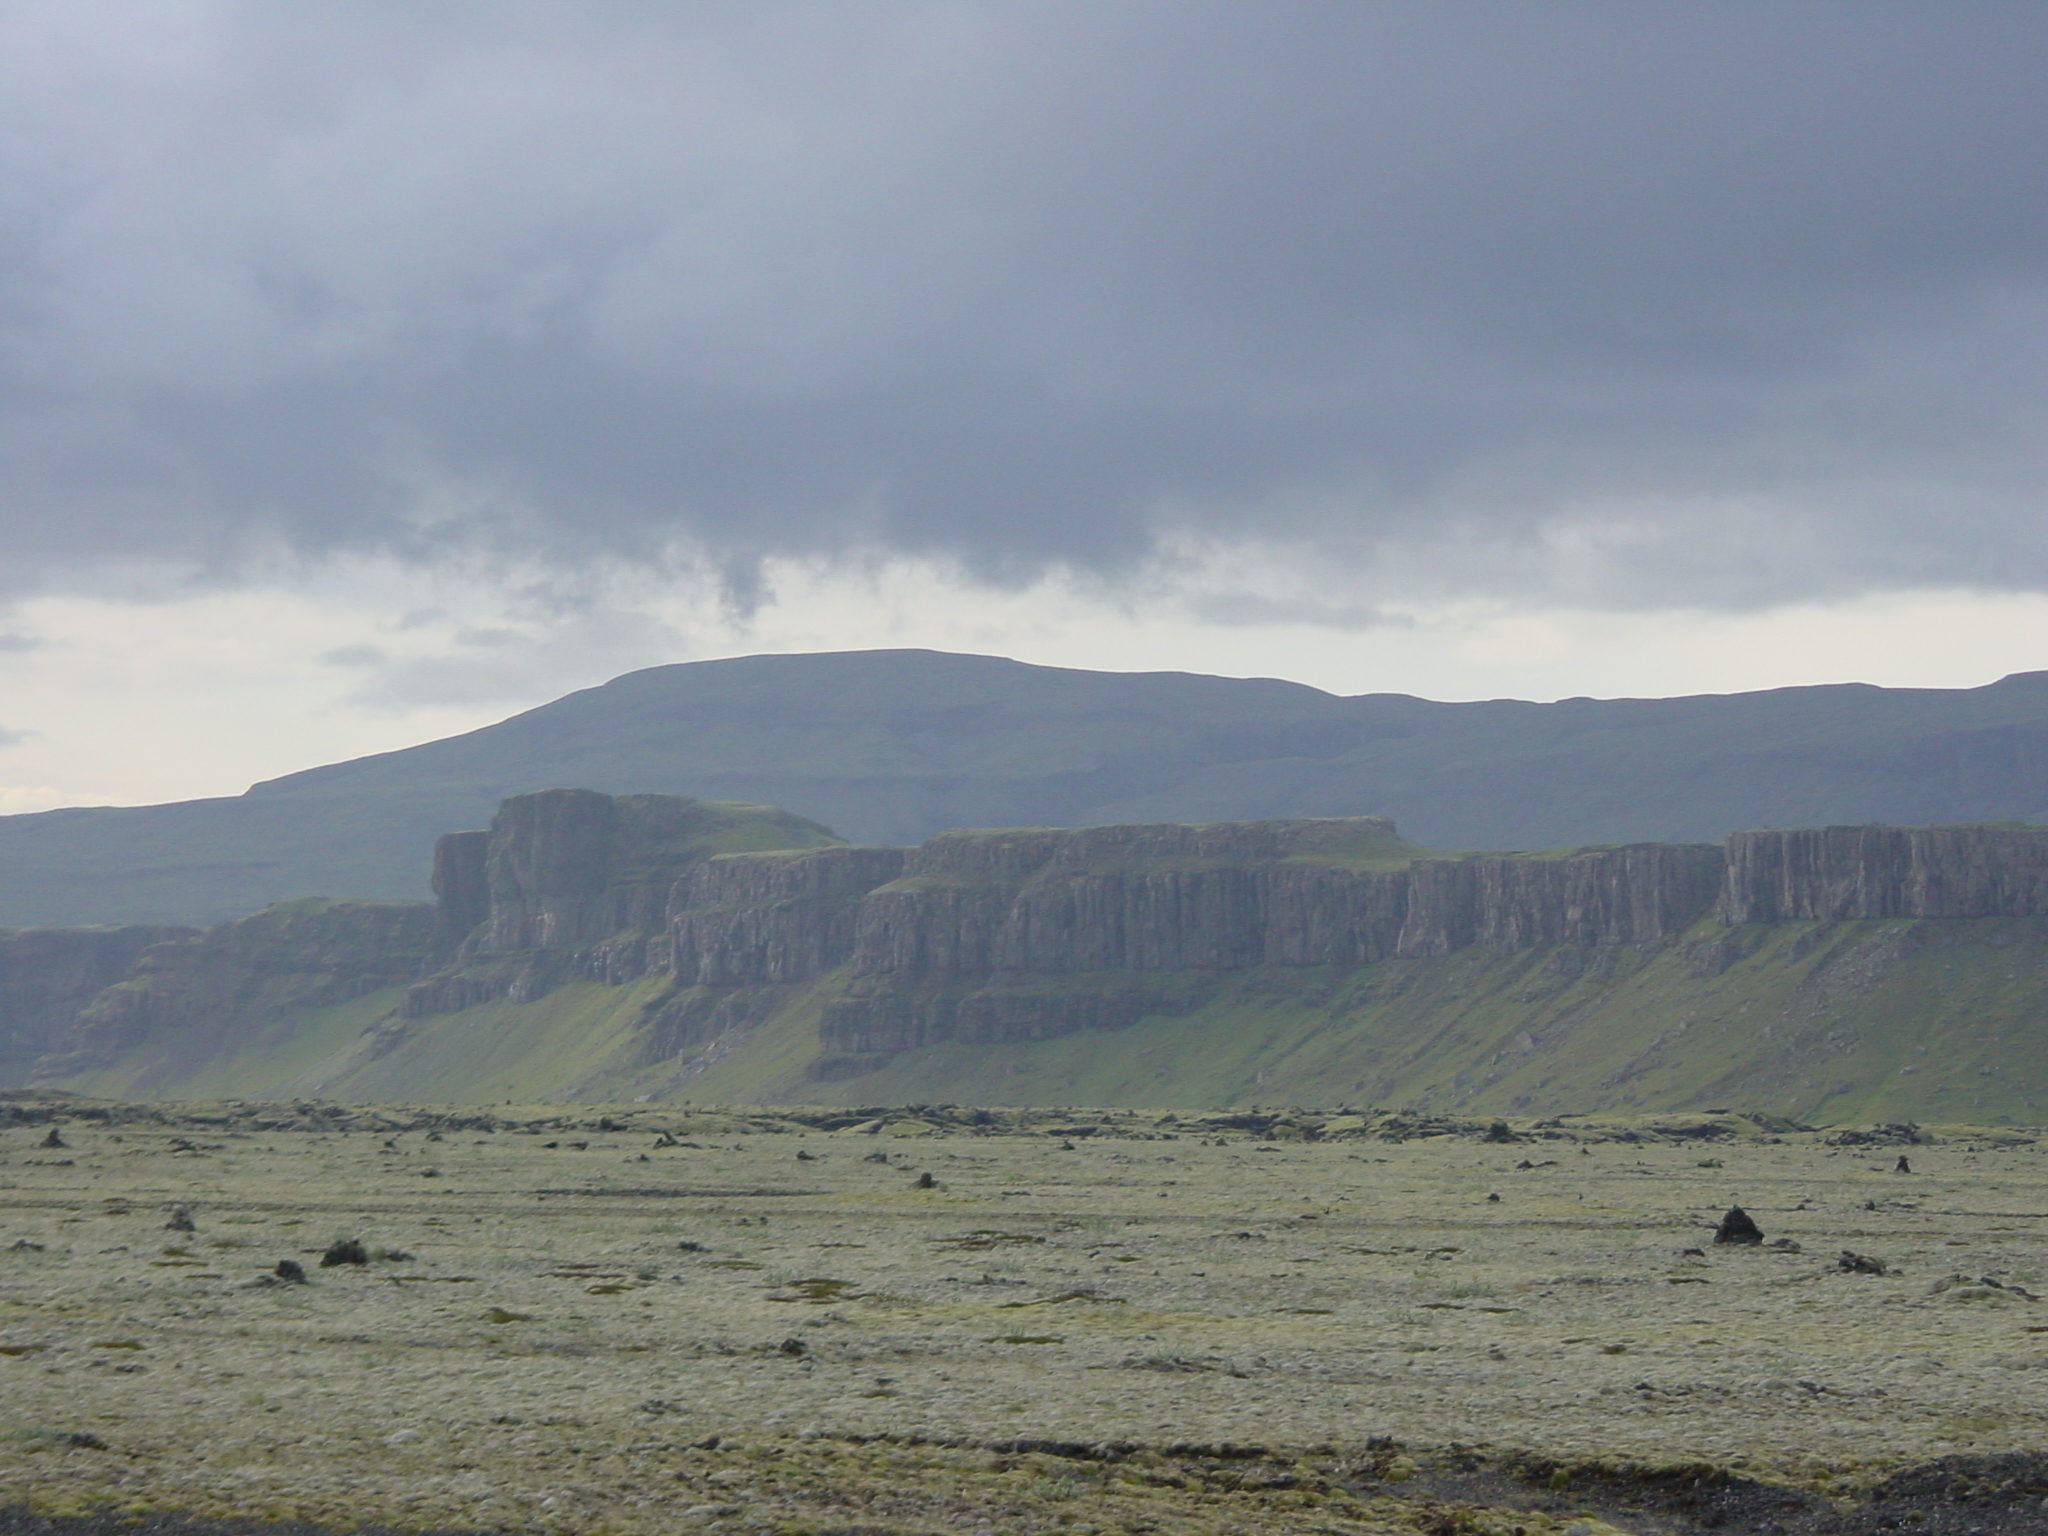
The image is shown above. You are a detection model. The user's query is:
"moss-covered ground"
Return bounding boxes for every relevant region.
[3,1100,2047,1534]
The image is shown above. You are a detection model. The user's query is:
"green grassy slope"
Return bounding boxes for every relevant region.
[774,920,2048,1123]
[62,987,410,1104]
[10,649,2048,925]
[44,914,2048,1123]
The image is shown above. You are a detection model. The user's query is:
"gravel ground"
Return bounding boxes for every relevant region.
[3,1104,2046,1534]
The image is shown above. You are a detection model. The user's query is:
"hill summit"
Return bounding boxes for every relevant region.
[6,649,2048,926]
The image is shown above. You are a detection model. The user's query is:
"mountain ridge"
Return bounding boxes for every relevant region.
[8,648,2048,926]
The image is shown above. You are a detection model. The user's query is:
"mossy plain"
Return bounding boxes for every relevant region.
[3,1102,2047,1535]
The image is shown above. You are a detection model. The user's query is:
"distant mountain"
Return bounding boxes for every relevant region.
[5,648,2048,927]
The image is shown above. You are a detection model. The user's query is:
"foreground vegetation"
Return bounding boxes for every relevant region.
[4,1096,2047,1534]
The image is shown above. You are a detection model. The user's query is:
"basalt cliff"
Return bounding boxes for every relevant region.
[12,791,2048,1122]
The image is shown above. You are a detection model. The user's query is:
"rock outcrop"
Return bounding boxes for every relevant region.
[823,822,1726,1054]
[849,819,1417,976]
[430,830,489,948]
[671,847,909,986]
[0,925,192,1082]
[401,789,859,1011]
[456,789,844,954]
[37,899,436,1078]
[24,797,2048,1100]
[847,822,1721,982]
[1394,843,1727,956]
[1721,825,2048,922]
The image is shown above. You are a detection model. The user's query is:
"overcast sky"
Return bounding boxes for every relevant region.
[2,1,2046,809]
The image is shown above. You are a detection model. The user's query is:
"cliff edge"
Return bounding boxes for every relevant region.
[16,804,2048,1121]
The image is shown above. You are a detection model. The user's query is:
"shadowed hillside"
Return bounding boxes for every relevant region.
[7,649,2048,925]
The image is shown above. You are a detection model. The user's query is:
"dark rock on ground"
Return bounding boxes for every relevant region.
[319,1238,367,1267]
[1712,1212,1761,1245]
[1714,1206,1764,1245]
[1472,1451,2048,1535]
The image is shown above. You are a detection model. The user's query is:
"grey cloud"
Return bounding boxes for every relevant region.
[1187,593,1407,633]
[0,1,2043,610]
[320,644,386,667]
[333,588,692,709]
[338,654,558,711]
[452,627,523,649]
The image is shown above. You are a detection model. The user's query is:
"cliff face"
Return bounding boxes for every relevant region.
[671,847,909,986]
[1395,843,1727,957]
[32,799,2048,1112]
[430,830,489,948]
[1721,825,2048,922]
[849,823,1721,979]
[38,899,435,1079]
[459,789,845,953]
[0,925,192,1084]
[821,823,1725,1054]
[849,819,1416,976]
[403,790,882,1018]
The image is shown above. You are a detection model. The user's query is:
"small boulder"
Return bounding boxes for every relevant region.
[164,1207,195,1233]
[274,1259,307,1283]
[779,1337,807,1356]
[1837,1250,1887,1275]
[320,1237,369,1267]
[1713,1206,1764,1245]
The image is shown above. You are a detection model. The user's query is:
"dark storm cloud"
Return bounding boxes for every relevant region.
[0,0,2044,608]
